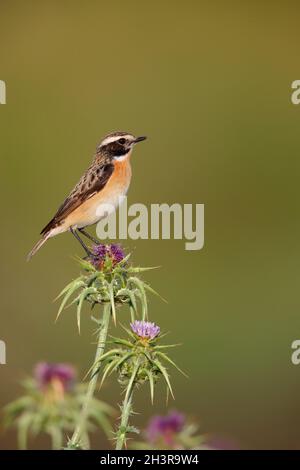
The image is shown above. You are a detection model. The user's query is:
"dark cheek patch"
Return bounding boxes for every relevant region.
[114,146,129,156]
[107,142,128,156]
[100,141,129,158]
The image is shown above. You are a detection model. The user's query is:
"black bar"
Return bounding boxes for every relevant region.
[0,450,300,465]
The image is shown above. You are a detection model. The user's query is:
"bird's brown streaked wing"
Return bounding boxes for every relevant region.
[40,160,114,235]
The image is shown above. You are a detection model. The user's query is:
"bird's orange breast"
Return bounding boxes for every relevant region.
[108,157,132,190]
[62,156,132,229]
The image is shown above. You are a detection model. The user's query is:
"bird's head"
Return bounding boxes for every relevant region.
[97,131,147,160]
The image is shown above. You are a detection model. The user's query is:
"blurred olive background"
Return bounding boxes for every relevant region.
[1,0,300,450]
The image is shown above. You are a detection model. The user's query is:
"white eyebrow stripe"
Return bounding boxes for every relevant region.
[100,134,133,146]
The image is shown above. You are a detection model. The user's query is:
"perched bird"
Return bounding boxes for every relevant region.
[27,131,146,260]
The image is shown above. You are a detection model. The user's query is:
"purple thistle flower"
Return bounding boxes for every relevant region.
[91,243,125,268]
[109,244,125,264]
[92,244,107,259]
[146,411,185,444]
[130,320,160,340]
[34,362,76,391]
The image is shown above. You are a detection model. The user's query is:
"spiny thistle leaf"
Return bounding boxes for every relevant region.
[86,272,101,286]
[56,280,85,322]
[87,349,121,378]
[48,425,63,450]
[108,283,117,326]
[77,287,98,334]
[116,252,131,266]
[153,343,182,350]
[117,288,138,313]
[127,266,160,273]
[129,306,135,322]
[54,278,83,301]
[108,337,134,349]
[17,412,33,450]
[125,362,140,397]
[99,358,120,388]
[143,283,168,303]
[166,386,170,406]
[100,351,135,388]
[87,407,113,437]
[119,323,136,340]
[156,351,188,378]
[152,359,175,400]
[128,277,148,320]
[110,352,135,376]
[144,369,155,404]
[75,257,97,272]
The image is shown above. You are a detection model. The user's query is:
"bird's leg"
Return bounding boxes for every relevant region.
[78,228,100,245]
[69,227,93,257]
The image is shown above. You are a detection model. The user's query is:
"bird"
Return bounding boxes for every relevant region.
[27,131,147,260]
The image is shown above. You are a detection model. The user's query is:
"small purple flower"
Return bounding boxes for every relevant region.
[92,244,107,259]
[91,243,125,268]
[34,362,76,391]
[146,411,185,444]
[109,244,125,264]
[130,320,160,340]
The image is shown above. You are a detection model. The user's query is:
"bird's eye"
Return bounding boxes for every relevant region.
[118,138,126,145]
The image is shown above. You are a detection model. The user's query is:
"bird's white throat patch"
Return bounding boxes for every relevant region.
[114,154,129,162]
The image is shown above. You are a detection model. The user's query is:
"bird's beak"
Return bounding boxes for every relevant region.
[134,136,147,143]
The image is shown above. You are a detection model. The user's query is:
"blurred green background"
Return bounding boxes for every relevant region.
[1,0,300,449]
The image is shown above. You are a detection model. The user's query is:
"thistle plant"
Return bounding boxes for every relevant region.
[55,243,162,449]
[56,244,160,331]
[91,320,186,450]
[4,363,114,449]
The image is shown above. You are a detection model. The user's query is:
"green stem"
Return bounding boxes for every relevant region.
[68,303,111,449]
[115,390,134,450]
[115,362,139,450]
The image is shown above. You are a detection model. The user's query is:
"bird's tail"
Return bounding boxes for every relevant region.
[27,233,50,261]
